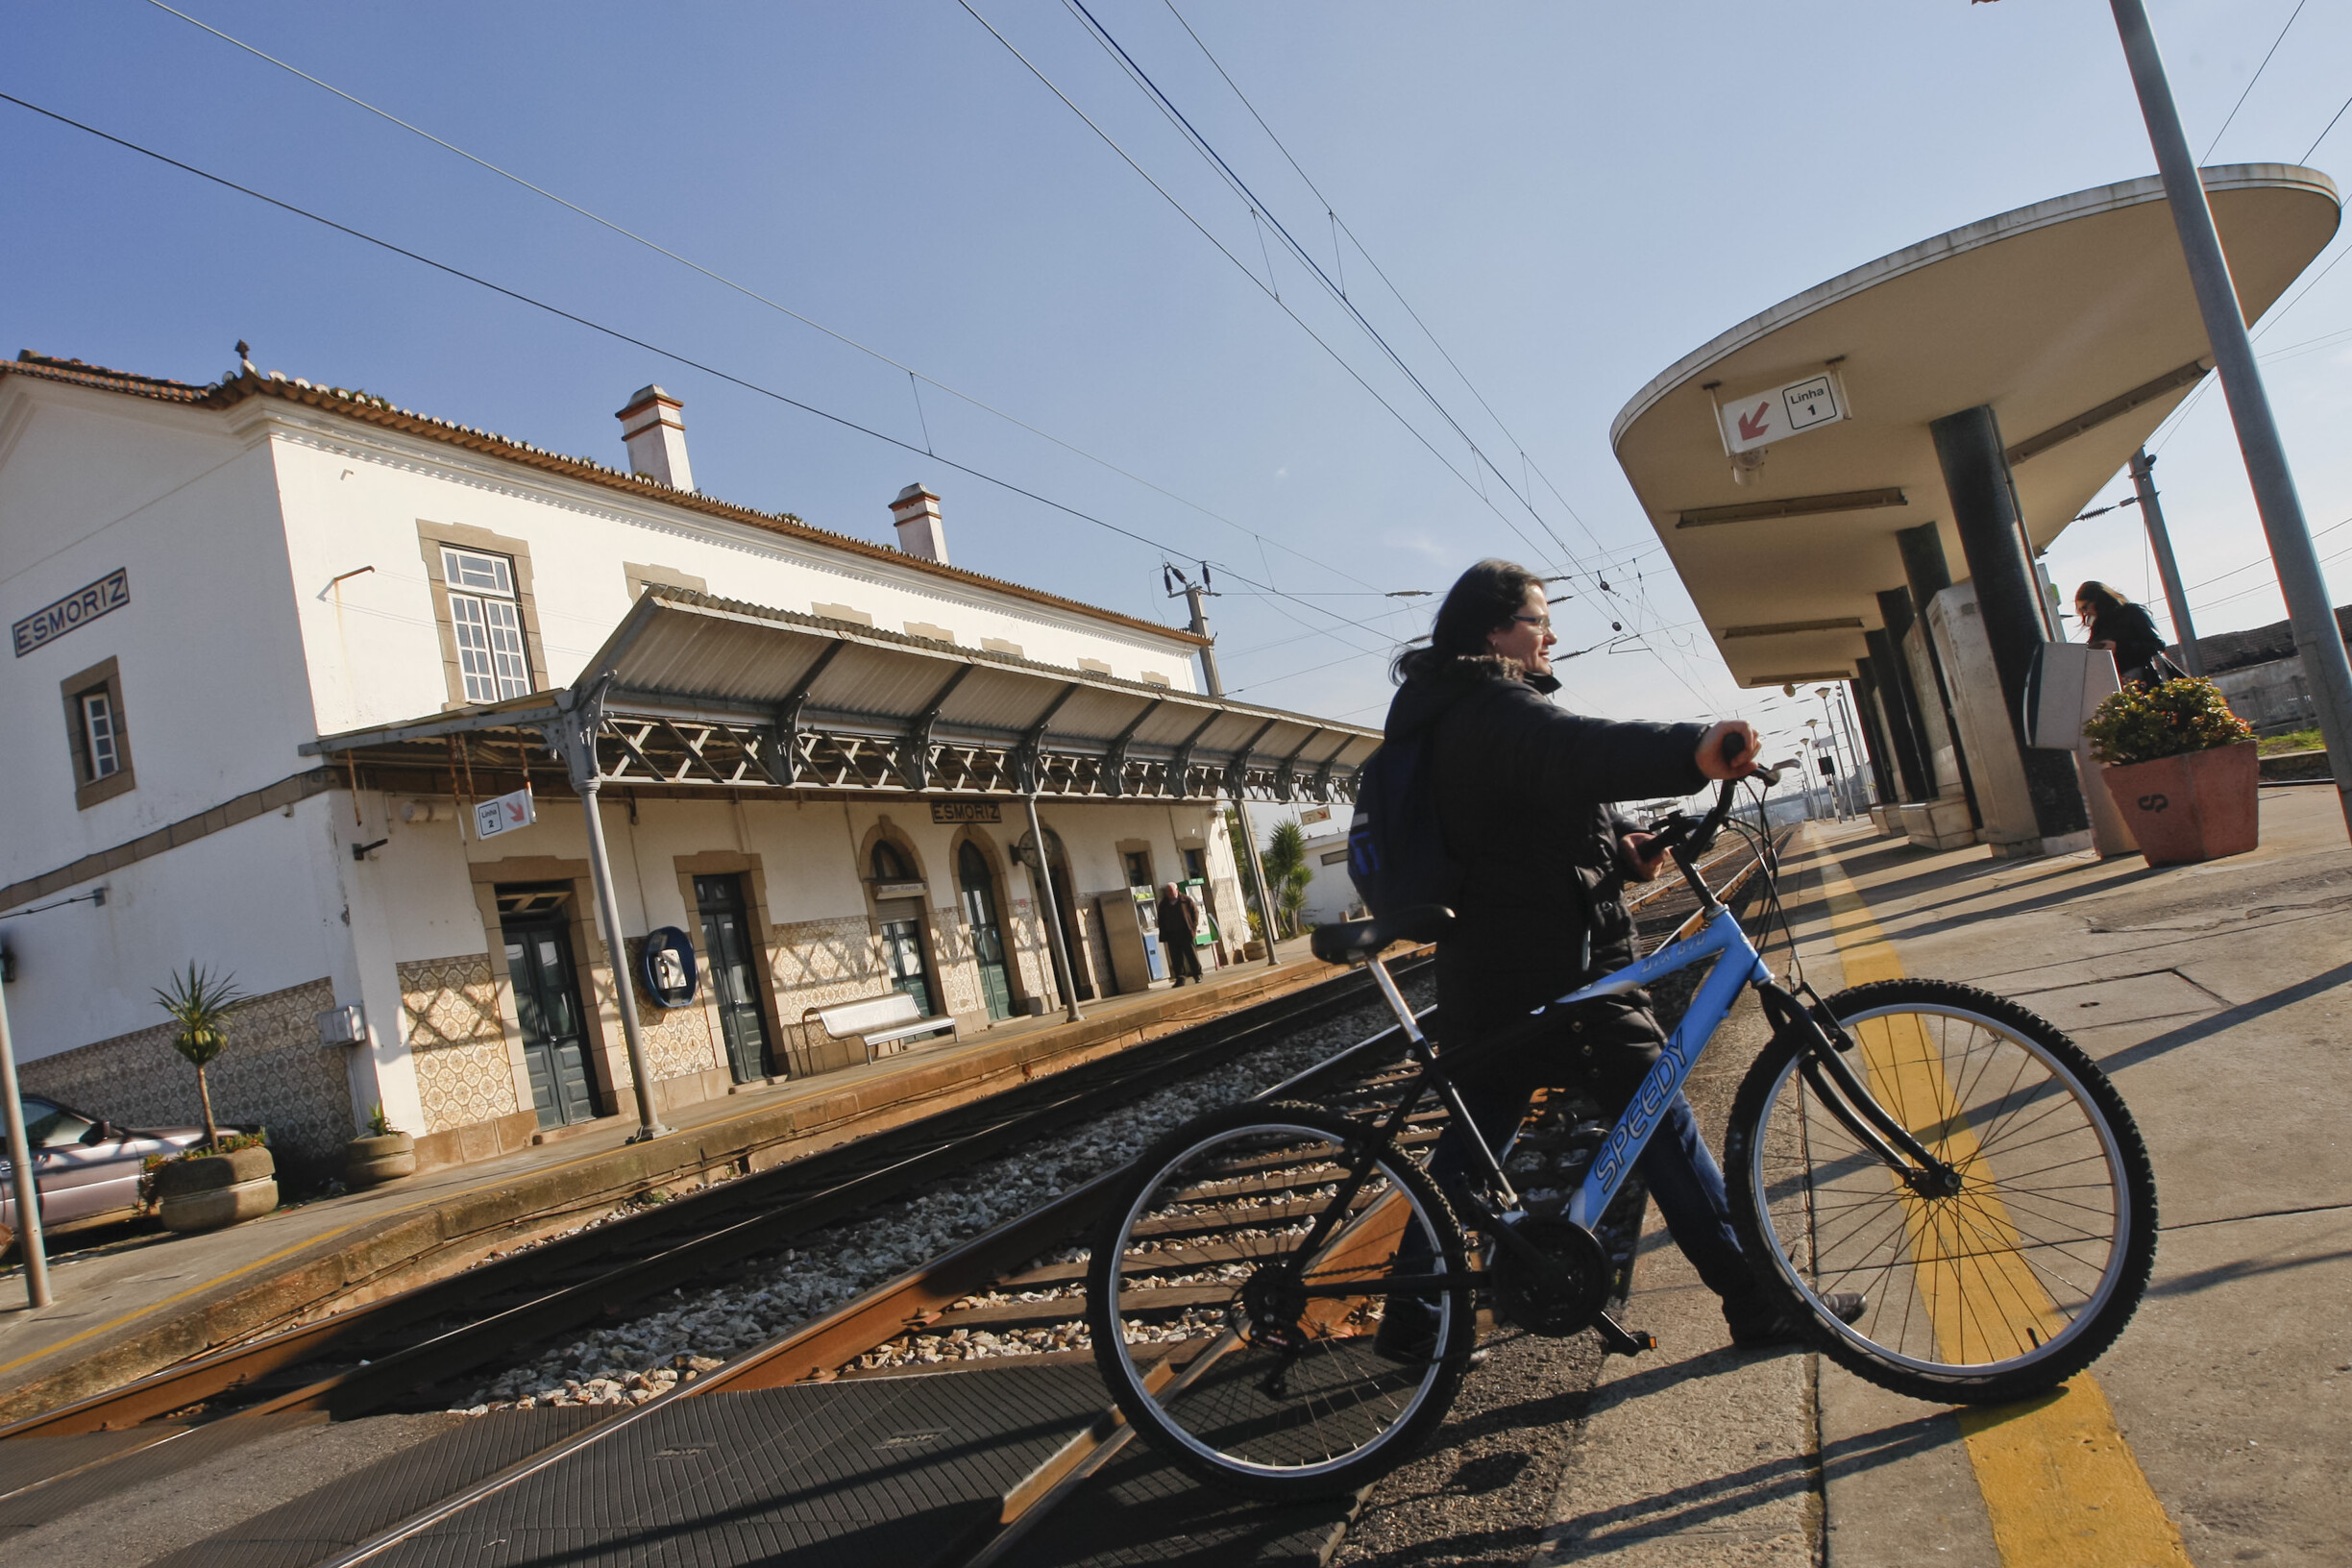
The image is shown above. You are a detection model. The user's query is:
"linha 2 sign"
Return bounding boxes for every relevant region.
[12,569,130,657]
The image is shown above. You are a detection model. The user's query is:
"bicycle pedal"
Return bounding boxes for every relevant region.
[1595,1311,1656,1356]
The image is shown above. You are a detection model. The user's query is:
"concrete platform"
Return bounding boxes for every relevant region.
[1539,786,2351,1566]
[0,938,1337,1426]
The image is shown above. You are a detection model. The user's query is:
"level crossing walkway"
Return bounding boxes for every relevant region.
[0,935,1327,1427]
[1535,785,2349,1567]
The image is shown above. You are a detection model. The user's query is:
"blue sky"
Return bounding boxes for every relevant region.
[6,0,2348,772]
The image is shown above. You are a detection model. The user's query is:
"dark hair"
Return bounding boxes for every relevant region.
[2074,580,2132,624]
[1392,558,1543,681]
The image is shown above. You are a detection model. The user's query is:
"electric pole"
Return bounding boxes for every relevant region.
[1166,565,1282,968]
[2126,450,2203,676]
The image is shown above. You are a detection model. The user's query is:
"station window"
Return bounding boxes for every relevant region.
[61,655,135,808]
[441,548,532,703]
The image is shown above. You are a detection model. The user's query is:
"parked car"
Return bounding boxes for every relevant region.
[2,1096,216,1235]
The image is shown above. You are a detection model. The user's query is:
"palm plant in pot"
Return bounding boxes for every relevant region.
[2081,677,2259,866]
[151,964,278,1232]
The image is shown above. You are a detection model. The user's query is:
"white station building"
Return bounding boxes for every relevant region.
[0,352,1376,1178]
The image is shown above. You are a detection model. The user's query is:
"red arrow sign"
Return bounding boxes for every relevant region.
[1737,401,1773,442]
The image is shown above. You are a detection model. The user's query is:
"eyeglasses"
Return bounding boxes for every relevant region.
[1509,615,1553,631]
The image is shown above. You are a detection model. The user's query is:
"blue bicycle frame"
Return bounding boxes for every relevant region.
[1556,906,1767,1230]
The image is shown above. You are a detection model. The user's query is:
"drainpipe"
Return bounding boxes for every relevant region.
[541,683,668,1142]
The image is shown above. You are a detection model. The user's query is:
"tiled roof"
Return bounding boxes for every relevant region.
[4,350,1205,648]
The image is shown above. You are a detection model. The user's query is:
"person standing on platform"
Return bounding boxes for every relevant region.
[2075,580,2183,690]
[1156,882,1203,986]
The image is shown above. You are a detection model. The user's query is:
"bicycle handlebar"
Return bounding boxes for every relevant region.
[1639,734,1780,892]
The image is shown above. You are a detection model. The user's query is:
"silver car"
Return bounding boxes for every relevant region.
[2,1096,211,1235]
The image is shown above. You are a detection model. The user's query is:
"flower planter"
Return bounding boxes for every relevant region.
[155,1144,278,1233]
[2099,741,2259,866]
[346,1132,417,1187]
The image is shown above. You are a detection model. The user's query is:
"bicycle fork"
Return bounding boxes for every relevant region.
[1754,982,1961,1198]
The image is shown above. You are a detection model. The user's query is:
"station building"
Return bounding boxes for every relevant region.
[0,352,1375,1177]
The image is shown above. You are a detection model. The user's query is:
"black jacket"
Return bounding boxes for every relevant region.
[2090,602,2166,678]
[1384,654,1705,1097]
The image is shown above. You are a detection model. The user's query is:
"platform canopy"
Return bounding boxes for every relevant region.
[1611,164,2341,689]
[304,587,1381,805]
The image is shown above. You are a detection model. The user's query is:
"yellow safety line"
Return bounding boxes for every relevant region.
[0,1221,360,1378]
[1806,831,2190,1568]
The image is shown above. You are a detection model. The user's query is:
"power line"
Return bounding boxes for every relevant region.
[0,88,1415,658]
[2303,86,2352,161]
[2200,0,2307,162]
[136,0,1394,606]
[953,0,1568,584]
[1159,0,1619,562]
[1061,0,1596,580]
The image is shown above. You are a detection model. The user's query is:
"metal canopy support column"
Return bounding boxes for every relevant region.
[2113,0,2352,839]
[540,682,668,1142]
[2126,450,2203,677]
[0,977,53,1307]
[1023,793,1083,1023]
[1931,405,2091,849]
[1229,720,1283,969]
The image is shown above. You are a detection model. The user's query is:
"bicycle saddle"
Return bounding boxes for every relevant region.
[1310,904,1456,964]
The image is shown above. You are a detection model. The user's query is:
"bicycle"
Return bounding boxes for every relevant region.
[1085,764,2158,1499]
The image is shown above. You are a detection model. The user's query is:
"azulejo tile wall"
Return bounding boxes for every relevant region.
[620,937,723,1081]
[399,954,521,1136]
[767,912,895,1072]
[21,976,354,1165]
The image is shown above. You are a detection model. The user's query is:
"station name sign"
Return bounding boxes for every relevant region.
[931,800,1001,824]
[13,569,130,657]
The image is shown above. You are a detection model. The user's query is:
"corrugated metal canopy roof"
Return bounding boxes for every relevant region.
[306,587,1381,797]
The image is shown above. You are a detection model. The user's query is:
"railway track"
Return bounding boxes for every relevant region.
[7,829,1780,1568]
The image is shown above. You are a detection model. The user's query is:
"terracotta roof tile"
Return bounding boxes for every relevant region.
[4,350,1205,648]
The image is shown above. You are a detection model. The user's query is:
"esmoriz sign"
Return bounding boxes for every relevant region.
[12,569,130,657]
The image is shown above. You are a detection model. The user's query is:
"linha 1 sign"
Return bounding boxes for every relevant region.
[474,786,537,840]
[1717,372,1850,455]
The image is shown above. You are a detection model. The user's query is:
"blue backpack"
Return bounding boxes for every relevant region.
[1345,732,1462,916]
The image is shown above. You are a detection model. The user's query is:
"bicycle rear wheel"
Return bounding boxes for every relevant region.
[1086,1100,1475,1499]
[1725,979,2156,1404]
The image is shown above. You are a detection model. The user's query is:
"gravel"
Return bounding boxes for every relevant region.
[458,979,1430,1410]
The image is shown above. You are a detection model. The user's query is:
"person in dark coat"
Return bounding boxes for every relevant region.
[1156,882,1203,985]
[2075,580,2176,690]
[1380,559,1859,1358]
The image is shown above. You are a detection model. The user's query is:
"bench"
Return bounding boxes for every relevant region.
[804,991,960,1066]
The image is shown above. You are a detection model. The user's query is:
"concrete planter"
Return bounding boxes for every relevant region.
[346,1132,418,1187]
[155,1145,278,1233]
[2099,741,2260,866]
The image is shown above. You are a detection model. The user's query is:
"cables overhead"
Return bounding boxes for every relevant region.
[135,0,1391,609]
[2200,0,2307,162]
[0,87,1417,658]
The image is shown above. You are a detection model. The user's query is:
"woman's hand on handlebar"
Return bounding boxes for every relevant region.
[1695,720,1759,781]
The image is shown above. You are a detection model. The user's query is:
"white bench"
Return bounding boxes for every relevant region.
[805,991,960,1066]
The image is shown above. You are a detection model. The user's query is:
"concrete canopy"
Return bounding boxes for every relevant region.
[1610,165,2341,689]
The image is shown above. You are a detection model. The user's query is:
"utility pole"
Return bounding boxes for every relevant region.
[2126,449,2203,676]
[1,968,54,1308]
[1167,565,1281,968]
[2109,0,2352,840]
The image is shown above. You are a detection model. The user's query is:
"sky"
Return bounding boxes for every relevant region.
[6,0,2349,788]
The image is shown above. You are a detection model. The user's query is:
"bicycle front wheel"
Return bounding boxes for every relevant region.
[1725,979,2156,1404]
[1086,1100,1475,1499]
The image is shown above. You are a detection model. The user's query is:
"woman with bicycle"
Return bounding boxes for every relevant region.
[1377,558,1858,1357]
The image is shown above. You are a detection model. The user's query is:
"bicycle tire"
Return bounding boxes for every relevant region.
[1086,1099,1475,1499]
[1724,978,2156,1404]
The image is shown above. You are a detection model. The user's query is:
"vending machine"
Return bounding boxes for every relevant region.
[1096,886,1167,993]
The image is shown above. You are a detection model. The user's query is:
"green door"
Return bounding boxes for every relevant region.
[502,913,597,1128]
[959,842,1015,1021]
[695,874,774,1083]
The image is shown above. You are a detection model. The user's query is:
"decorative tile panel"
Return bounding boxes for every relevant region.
[20,977,352,1166]
[621,937,722,1081]
[400,954,521,1136]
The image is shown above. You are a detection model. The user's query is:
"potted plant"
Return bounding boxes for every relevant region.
[346,1103,417,1187]
[2081,676,2260,866]
[150,964,278,1232]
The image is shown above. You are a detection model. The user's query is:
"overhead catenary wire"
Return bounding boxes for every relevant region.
[2200,0,2307,162]
[0,88,1418,660]
[1059,0,1596,580]
[135,0,1395,607]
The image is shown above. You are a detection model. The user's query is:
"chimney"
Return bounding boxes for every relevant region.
[890,483,949,565]
[616,385,694,492]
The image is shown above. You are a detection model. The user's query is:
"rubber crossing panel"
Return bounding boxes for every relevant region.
[368,1362,1111,1568]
